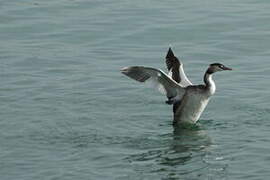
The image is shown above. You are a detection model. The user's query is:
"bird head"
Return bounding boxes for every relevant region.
[207,63,232,74]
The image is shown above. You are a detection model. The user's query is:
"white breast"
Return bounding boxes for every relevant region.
[174,90,210,124]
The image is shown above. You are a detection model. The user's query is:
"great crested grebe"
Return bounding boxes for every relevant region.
[121,48,232,125]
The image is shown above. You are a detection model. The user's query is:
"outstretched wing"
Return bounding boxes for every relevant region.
[121,66,185,99]
[165,47,192,87]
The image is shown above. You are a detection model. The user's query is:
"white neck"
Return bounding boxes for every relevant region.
[204,73,216,95]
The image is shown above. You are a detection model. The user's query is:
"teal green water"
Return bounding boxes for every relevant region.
[1,0,270,179]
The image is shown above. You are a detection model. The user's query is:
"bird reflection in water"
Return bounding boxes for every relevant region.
[159,124,212,166]
[126,124,213,178]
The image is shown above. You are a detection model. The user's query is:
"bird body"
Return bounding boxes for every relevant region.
[173,70,218,123]
[174,85,210,124]
[121,48,231,125]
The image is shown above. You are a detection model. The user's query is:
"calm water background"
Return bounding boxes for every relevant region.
[1,0,270,179]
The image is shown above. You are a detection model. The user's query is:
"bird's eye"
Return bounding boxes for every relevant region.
[219,65,224,68]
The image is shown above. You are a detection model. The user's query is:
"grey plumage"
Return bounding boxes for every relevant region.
[121,66,185,101]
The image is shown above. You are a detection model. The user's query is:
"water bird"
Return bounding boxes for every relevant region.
[121,48,232,125]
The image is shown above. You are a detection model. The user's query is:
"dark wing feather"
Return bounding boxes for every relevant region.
[165,47,176,71]
[165,48,181,83]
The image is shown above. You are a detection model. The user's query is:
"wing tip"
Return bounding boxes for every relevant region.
[166,47,175,59]
[120,66,130,74]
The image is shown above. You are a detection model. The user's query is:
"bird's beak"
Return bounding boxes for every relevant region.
[222,66,232,71]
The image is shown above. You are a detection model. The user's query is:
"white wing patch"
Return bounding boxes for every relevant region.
[179,65,192,87]
[121,66,186,99]
[146,76,166,95]
[168,69,173,79]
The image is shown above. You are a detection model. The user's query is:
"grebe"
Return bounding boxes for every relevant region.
[121,48,232,125]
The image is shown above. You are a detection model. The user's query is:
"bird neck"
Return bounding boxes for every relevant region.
[204,70,216,95]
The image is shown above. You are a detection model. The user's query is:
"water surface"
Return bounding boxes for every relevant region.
[1,0,270,179]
